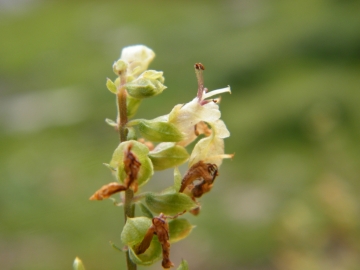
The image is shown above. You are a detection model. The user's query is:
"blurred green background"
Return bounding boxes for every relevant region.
[1,0,360,269]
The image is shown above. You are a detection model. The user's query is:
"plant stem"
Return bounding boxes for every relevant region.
[117,71,137,270]
[117,71,128,142]
[124,189,136,270]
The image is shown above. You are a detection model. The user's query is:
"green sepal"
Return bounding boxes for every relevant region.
[139,203,154,219]
[129,238,162,266]
[105,118,117,127]
[177,259,189,270]
[128,119,183,142]
[121,217,152,246]
[169,218,194,243]
[149,143,189,170]
[73,257,85,270]
[106,78,117,94]
[109,140,154,187]
[173,167,182,192]
[145,192,197,216]
[125,78,166,99]
[121,216,162,266]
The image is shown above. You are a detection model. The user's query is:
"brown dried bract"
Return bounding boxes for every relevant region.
[89,182,127,200]
[124,144,141,192]
[179,161,218,193]
[136,214,174,269]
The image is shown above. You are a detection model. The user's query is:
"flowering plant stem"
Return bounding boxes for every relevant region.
[117,71,137,270]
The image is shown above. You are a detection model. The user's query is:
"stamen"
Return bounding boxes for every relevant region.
[194,63,205,101]
[202,86,231,100]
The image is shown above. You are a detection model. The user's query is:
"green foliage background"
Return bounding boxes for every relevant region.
[1,0,360,269]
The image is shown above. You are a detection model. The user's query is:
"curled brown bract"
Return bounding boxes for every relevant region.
[136,214,174,269]
[89,182,127,200]
[90,144,142,200]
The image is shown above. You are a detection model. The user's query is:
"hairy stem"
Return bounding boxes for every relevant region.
[117,71,137,270]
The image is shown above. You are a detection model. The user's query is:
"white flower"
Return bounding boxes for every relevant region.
[120,45,155,77]
[188,119,233,167]
[167,86,231,146]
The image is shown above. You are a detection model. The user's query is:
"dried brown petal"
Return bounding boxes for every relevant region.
[179,161,218,193]
[189,206,201,216]
[89,182,127,200]
[135,226,156,255]
[191,180,214,198]
[135,214,174,268]
[124,144,141,190]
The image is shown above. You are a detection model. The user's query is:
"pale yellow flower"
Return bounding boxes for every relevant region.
[120,45,155,78]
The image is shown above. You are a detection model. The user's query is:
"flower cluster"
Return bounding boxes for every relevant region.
[85,45,232,270]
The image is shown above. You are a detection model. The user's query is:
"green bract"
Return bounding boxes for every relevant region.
[109,140,154,187]
[169,219,194,243]
[149,143,189,170]
[128,119,183,142]
[106,78,117,94]
[145,192,197,216]
[121,217,163,265]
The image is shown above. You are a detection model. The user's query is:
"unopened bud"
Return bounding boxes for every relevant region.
[73,257,85,270]
[113,59,128,75]
[125,77,166,99]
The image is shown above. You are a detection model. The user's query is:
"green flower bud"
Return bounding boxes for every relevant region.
[141,70,165,84]
[113,59,128,75]
[125,77,166,99]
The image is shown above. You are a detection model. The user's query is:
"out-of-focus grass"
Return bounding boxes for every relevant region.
[1,0,360,269]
